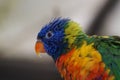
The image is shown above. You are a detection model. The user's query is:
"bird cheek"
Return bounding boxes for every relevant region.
[35,40,46,55]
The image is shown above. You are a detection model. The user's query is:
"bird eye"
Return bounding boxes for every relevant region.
[45,31,53,39]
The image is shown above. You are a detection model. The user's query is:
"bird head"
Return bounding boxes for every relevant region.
[35,18,84,60]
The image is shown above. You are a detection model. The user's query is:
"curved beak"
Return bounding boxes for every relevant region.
[35,40,46,55]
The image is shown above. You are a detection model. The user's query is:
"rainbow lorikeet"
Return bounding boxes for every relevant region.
[35,18,120,80]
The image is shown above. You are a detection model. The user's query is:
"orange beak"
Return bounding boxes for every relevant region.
[35,40,46,55]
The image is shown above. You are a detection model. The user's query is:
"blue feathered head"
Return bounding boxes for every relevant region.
[35,18,83,60]
[35,18,70,60]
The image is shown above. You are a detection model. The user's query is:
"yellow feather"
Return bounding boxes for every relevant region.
[65,21,82,46]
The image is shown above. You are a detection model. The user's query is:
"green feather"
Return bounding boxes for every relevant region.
[94,36,120,80]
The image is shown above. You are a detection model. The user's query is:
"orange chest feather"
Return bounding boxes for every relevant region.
[56,48,114,80]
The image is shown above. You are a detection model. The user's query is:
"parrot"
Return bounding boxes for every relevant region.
[35,18,120,80]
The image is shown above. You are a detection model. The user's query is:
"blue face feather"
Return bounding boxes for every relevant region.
[37,18,70,60]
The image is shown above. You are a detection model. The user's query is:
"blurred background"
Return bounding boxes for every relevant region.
[0,0,120,80]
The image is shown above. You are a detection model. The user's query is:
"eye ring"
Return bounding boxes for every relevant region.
[45,31,53,39]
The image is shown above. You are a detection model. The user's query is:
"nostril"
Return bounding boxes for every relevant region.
[37,33,43,39]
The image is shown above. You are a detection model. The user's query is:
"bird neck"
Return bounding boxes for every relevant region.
[53,21,88,61]
[53,33,88,62]
[64,21,88,49]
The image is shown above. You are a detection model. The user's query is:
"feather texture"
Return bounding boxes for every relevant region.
[56,41,115,80]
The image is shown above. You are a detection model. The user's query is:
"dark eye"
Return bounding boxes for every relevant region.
[45,31,53,39]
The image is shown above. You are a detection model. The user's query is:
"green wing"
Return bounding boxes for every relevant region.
[94,36,120,80]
